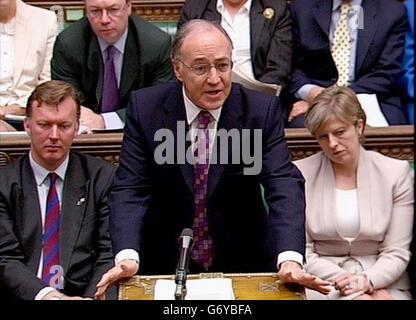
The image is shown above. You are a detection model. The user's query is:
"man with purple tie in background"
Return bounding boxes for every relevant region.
[0,80,115,300]
[51,0,174,132]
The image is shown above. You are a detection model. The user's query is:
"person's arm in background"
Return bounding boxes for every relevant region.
[398,0,414,123]
[348,5,406,96]
[146,31,175,86]
[285,1,326,123]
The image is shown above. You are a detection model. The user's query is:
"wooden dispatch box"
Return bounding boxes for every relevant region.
[118,272,305,300]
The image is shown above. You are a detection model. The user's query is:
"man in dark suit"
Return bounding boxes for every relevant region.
[177,0,292,91]
[94,20,330,299]
[51,0,174,131]
[0,80,115,300]
[287,0,407,127]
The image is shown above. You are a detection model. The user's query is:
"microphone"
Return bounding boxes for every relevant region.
[174,228,194,300]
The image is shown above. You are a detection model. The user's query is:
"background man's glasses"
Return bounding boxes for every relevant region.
[87,4,127,19]
[177,59,233,76]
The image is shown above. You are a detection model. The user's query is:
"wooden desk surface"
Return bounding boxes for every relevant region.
[118,273,305,300]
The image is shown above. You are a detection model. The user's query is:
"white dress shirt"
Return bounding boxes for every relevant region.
[335,188,360,241]
[217,0,256,81]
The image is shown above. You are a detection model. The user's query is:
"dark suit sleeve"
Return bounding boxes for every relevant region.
[260,97,306,257]
[83,165,116,298]
[108,93,152,255]
[177,0,194,30]
[256,2,292,89]
[0,181,47,300]
[349,7,406,96]
[287,3,315,96]
[148,34,174,86]
[51,35,85,102]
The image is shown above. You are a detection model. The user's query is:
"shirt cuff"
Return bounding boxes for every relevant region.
[101,112,124,129]
[276,251,304,269]
[34,286,58,300]
[296,84,320,101]
[115,249,140,265]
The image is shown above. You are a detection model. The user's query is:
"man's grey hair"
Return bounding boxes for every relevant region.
[171,19,233,60]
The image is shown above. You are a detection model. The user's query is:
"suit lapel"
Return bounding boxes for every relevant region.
[87,35,103,109]
[19,157,43,272]
[202,0,222,21]
[13,1,31,85]
[249,0,265,58]
[321,155,337,235]
[59,153,88,274]
[313,0,332,38]
[207,86,243,198]
[120,21,141,104]
[356,0,378,73]
[356,147,372,238]
[162,85,194,194]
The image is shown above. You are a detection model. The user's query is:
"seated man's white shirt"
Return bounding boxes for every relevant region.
[217,0,256,81]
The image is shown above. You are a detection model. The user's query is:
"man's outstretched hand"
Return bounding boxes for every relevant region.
[94,260,139,300]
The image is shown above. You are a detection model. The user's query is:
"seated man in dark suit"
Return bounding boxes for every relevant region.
[94,20,331,299]
[51,0,174,132]
[287,0,408,127]
[0,80,115,300]
[178,0,292,92]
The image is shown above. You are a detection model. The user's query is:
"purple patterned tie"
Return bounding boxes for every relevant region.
[191,111,214,270]
[101,45,119,113]
[42,173,60,286]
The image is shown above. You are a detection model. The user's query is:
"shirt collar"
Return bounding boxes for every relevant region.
[97,27,128,55]
[182,86,222,125]
[332,0,362,12]
[216,0,252,15]
[29,152,69,186]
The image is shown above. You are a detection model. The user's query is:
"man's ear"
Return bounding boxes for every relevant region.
[23,118,31,136]
[126,0,132,15]
[172,60,183,82]
[356,119,365,136]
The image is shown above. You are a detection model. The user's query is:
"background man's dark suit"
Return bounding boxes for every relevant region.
[109,82,306,275]
[0,152,115,300]
[177,0,292,89]
[51,15,174,120]
[288,0,407,124]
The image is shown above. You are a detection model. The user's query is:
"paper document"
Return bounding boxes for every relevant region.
[232,66,281,96]
[356,93,388,127]
[154,278,235,300]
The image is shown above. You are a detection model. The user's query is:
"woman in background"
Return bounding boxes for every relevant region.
[295,86,414,300]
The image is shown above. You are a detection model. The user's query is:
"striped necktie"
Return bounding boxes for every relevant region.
[42,172,61,286]
[331,2,352,86]
[191,111,214,270]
